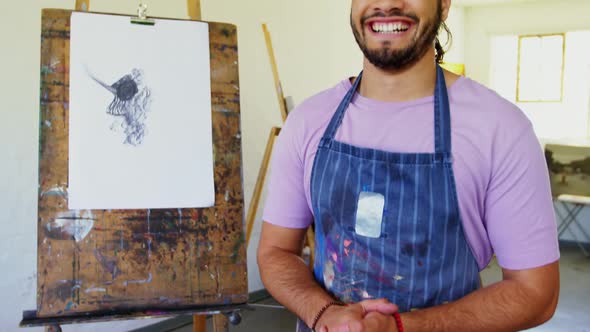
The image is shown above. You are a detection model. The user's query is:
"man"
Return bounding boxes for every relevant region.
[257,0,560,331]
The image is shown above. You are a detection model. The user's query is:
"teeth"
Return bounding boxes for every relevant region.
[372,22,409,33]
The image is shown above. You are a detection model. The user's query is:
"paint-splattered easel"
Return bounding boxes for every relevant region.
[72,4,233,332]
[187,4,232,332]
[186,4,223,332]
[21,0,247,331]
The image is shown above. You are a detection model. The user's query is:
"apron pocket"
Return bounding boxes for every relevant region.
[354,191,385,238]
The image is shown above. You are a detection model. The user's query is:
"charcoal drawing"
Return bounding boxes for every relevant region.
[88,68,152,146]
[68,12,215,210]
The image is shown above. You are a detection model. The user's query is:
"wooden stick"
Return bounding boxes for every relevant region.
[193,315,206,332]
[187,3,205,329]
[245,127,282,245]
[262,24,289,122]
[213,314,229,332]
[306,227,316,269]
[187,0,202,20]
[75,0,90,11]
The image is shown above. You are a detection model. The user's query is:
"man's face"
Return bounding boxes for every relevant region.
[350,0,449,70]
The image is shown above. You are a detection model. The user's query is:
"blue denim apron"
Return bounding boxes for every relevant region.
[297,66,480,331]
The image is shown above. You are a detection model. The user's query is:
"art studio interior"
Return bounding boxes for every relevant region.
[1,0,590,331]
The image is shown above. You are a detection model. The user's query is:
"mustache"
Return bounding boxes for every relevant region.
[360,10,419,26]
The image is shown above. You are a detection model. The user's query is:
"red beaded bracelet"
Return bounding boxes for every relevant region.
[311,301,346,331]
[393,312,404,332]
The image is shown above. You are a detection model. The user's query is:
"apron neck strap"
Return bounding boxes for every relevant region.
[320,73,363,148]
[434,65,452,154]
[320,65,452,154]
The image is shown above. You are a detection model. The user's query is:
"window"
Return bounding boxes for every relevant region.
[490,32,590,139]
[517,34,565,102]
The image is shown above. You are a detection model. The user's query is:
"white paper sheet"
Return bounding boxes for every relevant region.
[68,12,214,210]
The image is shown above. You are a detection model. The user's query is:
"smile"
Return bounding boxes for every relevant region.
[370,21,410,34]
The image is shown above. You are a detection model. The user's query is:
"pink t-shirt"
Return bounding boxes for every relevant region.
[262,76,559,270]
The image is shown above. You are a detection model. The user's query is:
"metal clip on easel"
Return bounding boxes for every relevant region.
[131,1,155,25]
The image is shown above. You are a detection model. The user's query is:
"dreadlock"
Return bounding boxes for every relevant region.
[435,21,452,64]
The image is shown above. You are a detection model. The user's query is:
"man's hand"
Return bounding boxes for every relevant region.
[258,223,401,331]
[316,299,398,332]
[330,312,398,332]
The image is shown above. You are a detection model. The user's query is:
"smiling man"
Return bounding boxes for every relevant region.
[257,1,560,331]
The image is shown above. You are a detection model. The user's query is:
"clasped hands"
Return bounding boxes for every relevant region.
[316,299,399,332]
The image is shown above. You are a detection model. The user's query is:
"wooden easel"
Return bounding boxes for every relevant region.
[71,2,227,332]
[187,4,211,331]
[184,3,230,332]
[186,2,231,331]
[245,24,315,265]
[262,24,289,123]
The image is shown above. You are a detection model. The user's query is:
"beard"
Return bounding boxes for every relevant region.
[351,5,443,70]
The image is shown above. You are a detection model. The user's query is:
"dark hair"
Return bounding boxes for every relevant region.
[435,21,452,64]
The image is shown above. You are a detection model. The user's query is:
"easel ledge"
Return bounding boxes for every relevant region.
[20,304,249,328]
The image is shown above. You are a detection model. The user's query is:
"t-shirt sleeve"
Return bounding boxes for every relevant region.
[485,122,560,270]
[261,110,314,229]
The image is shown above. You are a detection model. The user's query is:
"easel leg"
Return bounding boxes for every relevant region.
[75,0,90,11]
[213,314,230,332]
[193,315,206,332]
[306,226,315,268]
[45,325,62,332]
[262,24,289,122]
[245,127,281,245]
[190,0,206,326]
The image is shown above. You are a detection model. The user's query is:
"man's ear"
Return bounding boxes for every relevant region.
[441,0,452,21]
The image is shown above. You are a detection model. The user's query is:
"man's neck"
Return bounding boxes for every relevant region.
[358,48,438,102]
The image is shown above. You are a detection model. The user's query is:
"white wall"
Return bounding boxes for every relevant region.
[442,5,465,64]
[464,0,590,244]
[471,0,590,140]
[489,32,590,140]
[464,0,590,85]
[0,1,467,330]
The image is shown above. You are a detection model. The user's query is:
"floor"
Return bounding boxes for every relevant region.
[168,243,589,332]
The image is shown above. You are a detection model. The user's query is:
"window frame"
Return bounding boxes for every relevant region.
[516,33,566,103]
